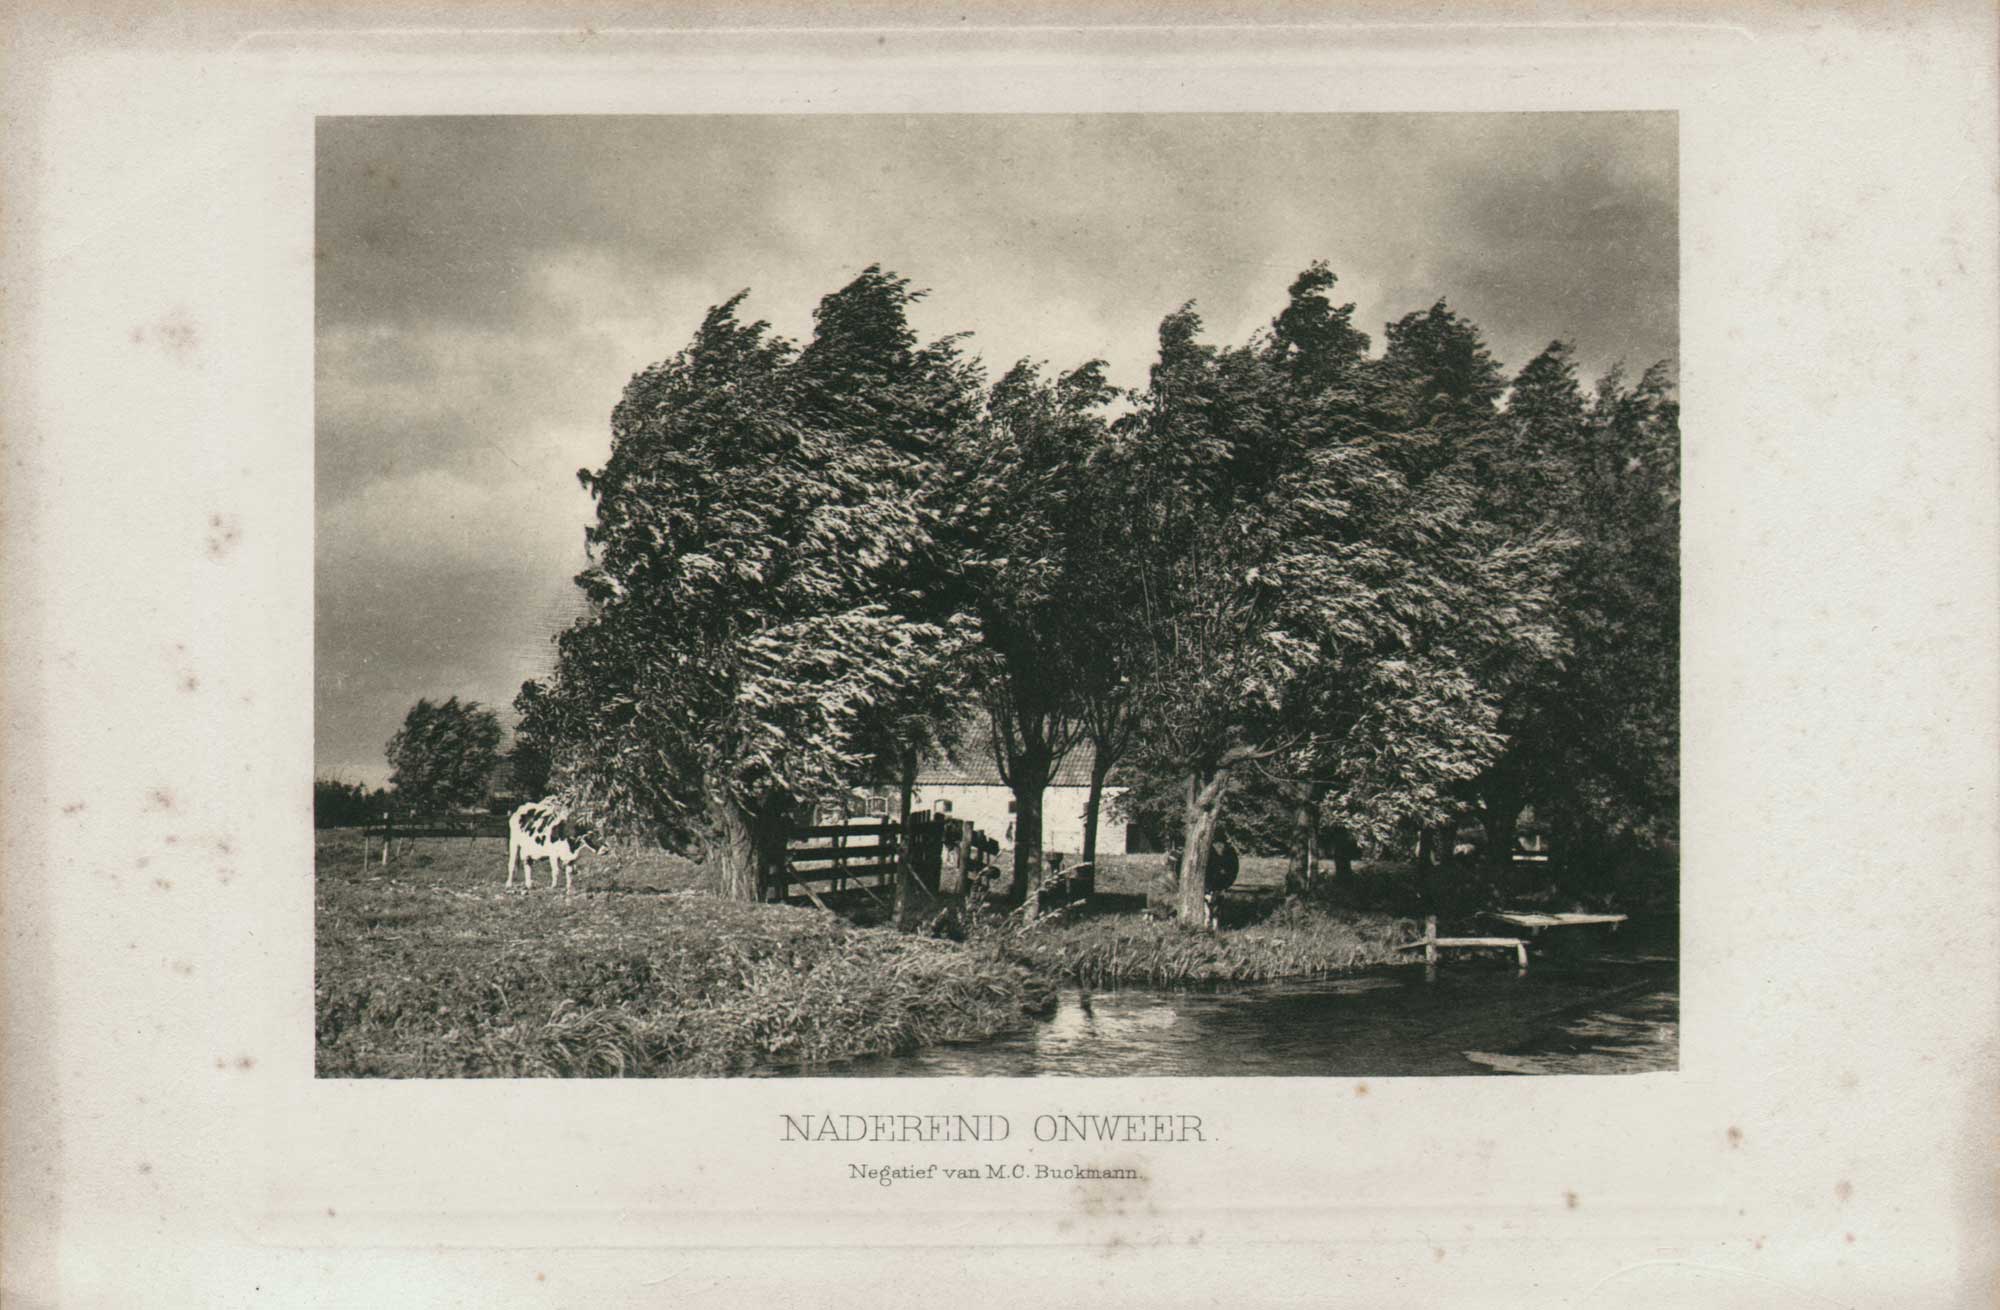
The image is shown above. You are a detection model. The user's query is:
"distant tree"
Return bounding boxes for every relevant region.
[313,776,384,828]
[549,269,981,900]
[383,696,503,814]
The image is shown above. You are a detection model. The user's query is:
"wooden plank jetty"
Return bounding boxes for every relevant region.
[1396,917,1529,969]
[1485,910,1628,933]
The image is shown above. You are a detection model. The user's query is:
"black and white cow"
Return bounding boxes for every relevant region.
[506,800,601,896]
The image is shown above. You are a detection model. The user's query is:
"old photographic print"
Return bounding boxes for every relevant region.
[315,114,1679,1079]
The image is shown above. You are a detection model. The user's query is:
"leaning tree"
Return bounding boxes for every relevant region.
[1110,270,1566,924]
[540,269,982,900]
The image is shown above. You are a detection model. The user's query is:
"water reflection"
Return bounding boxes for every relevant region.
[784,955,1678,1078]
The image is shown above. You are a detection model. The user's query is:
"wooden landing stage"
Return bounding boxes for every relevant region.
[1484,910,1629,935]
[1397,911,1631,972]
[1396,917,1529,969]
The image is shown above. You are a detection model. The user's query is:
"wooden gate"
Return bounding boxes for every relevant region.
[772,819,900,908]
[770,810,999,912]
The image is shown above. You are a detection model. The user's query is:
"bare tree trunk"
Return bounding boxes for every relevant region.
[1175,767,1230,926]
[1079,752,1112,898]
[708,792,759,902]
[1287,782,1326,893]
[1013,751,1050,924]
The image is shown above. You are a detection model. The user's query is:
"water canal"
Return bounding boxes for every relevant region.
[785,941,1677,1078]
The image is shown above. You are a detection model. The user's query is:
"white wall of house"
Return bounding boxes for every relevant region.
[908,783,1128,858]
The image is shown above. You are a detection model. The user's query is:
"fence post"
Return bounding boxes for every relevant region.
[892,816,909,930]
[1424,915,1438,966]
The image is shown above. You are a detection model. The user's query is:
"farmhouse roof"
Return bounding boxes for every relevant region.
[916,721,1110,789]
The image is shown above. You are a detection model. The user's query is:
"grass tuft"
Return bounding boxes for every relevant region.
[989,897,1418,987]
[315,831,1052,1078]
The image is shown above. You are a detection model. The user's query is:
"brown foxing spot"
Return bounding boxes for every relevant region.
[205,513,241,560]
[138,311,200,362]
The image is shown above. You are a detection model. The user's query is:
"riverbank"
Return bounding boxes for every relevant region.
[315,833,1055,1077]
[313,832,1470,1075]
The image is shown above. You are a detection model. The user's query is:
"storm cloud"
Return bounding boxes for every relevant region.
[315,113,1676,786]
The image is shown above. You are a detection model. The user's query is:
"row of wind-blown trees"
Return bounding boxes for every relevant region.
[513,263,1679,924]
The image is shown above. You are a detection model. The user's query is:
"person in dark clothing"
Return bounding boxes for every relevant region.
[1207,833,1240,895]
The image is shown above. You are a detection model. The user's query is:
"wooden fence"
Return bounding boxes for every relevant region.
[772,819,902,909]
[357,812,507,868]
[770,811,984,910]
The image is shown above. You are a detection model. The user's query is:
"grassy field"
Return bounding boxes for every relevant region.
[316,830,1457,1076]
[315,831,1054,1077]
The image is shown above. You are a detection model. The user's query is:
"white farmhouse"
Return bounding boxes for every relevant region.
[851,728,1132,858]
[913,739,1127,858]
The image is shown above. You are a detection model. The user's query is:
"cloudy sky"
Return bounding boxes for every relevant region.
[315,112,1677,788]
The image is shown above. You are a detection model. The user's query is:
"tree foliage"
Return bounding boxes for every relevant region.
[1104,273,1569,920]
[508,679,558,800]
[939,358,1121,910]
[535,269,981,898]
[383,696,503,814]
[1485,356,1679,871]
[522,256,1676,922]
